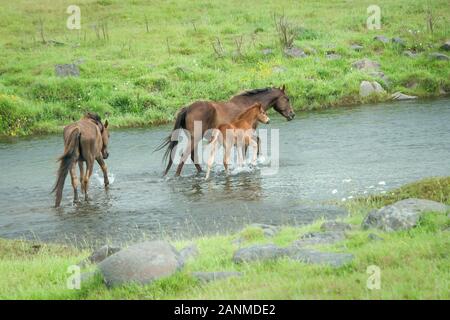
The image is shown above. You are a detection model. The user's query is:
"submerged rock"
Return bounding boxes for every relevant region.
[362,198,448,231]
[98,240,182,287]
[192,271,242,282]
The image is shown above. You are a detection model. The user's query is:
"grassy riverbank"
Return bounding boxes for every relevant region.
[0,177,449,299]
[0,0,449,136]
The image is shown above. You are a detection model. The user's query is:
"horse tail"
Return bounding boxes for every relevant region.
[52,128,80,207]
[154,107,188,174]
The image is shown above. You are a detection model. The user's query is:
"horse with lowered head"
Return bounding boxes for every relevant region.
[53,112,110,207]
[157,85,295,176]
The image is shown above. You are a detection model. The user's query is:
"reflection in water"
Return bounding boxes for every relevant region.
[0,98,450,244]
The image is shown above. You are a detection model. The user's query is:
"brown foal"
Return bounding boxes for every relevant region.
[53,113,110,207]
[205,103,270,179]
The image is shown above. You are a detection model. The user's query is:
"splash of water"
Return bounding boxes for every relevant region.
[93,170,115,186]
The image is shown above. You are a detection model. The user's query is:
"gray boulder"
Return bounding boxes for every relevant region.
[233,244,288,263]
[293,231,346,247]
[359,81,386,97]
[350,44,363,51]
[368,233,384,241]
[391,92,418,100]
[391,37,405,46]
[262,49,273,55]
[287,248,354,268]
[321,221,352,232]
[326,53,341,60]
[54,63,80,77]
[284,47,307,58]
[249,223,279,237]
[429,52,449,61]
[78,244,121,267]
[192,271,242,283]
[374,35,389,44]
[352,58,380,70]
[403,50,419,58]
[98,241,182,287]
[440,41,450,51]
[362,198,448,231]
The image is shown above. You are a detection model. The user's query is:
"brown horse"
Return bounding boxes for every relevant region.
[205,103,270,179]
[53,113,110,207]
[157,85,294,176]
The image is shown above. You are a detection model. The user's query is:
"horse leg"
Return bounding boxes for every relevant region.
[70,162,79,203]
[96,157,109,188]
[251,138,258,165]
[256,136,261,156]
[175,146,190,177]
[191,135,203,173]
[84,160,94,201]
[205,133,218,180]
[79,161,85,193]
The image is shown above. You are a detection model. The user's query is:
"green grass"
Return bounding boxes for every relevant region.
[0,177,449,299]
[0,0,449,136]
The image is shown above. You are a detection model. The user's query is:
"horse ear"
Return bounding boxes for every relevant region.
[280,84,286,92]
[104,120,109,128]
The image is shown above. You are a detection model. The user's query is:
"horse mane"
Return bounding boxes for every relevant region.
[234,87,272,98]
[83,112,104,131]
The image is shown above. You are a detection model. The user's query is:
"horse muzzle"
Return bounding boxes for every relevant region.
[286,113,295,121]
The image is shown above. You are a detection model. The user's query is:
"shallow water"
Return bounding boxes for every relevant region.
[1,98,449,244]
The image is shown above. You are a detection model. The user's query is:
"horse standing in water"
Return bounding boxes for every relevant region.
[205,103,270,179]
[157,85,295,176]
[53,113,110,207]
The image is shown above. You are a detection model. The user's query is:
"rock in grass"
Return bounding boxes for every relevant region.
[284,47,307,58]
[359,81,385,97]
[403,50,419,58]
[440,41,450,51]
[391,92,417,100]
[293,231,346,247]
[287,248,354,268]
[179,244,199,264]
[352,58,380,70]
[350,44,363,51]
[326,53,341,60]
[320,221,352,232]
[78,244,121,267]
[429,52,449,61]
[54,63,80,77]
[98,241,182,287]
[249,223,279,237]
[391,37,405,46]
[368,233,384,241]
[374,35,389,44]
[362,198,448,232]
[262,48,273,55]
[192,271,242,283]
[233,244,288,263]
